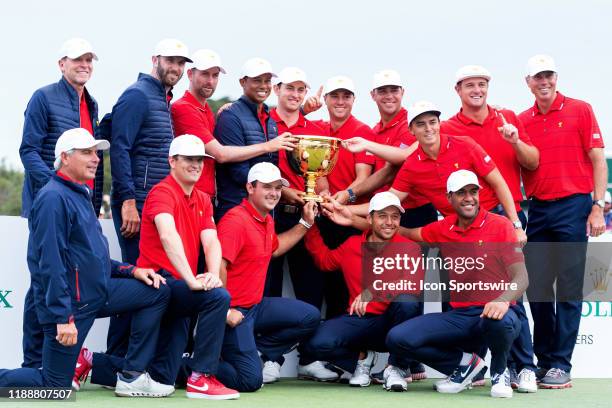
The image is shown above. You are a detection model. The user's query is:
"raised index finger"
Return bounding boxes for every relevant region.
[316,85,324,99]
[499,112,508,126]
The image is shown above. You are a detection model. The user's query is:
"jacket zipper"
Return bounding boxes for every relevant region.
[75,264,81,302]
[143,162,149,189]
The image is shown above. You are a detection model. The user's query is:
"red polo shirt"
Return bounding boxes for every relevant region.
[372,108,429,209]
[442,107,532,209]
[391,134,498,216]
[218,199,279,308]
[305,225,422,315]
[171,91,217,196]
[312,116,375,201]
[421,209,524,308]
[79,94,94,190]
[137,175,216,279]
[270,108,326,190]
[518,92,604,200]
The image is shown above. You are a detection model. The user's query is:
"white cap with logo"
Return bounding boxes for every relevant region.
[154,39,192,62]
[59,38,98,61]
[169,134,213,158]
[54,128,109,170]
[526,54,557,77]
[247,162,289,187]
[447,170,481,193]
[368,191,405,213]
[372,69,403,90]
[274,67,309,88]
[191,49,226,73]
[324,75,356,95]
[407,100,441,125]
[241,57,276,78]
[455,65,491,83]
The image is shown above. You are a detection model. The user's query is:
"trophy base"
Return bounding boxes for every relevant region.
[303,194,324,203]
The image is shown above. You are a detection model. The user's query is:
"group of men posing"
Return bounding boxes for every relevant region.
[0,36,606,400]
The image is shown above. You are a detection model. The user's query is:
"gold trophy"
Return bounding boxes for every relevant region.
[287,135,342,202]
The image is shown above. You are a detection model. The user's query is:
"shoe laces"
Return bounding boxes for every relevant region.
[546,368,565,378]
[354,360,370,377]
[310,361,327,370]
[491,370,511,386]
[518,369,535,381]
[387,366,407,379]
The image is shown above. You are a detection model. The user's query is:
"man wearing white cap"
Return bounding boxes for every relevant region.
[442,65,539,391]
[266,68,337,381]
[105,38,191,356]
[302,191,423,391]
[0,129,172,396]
[18,37,105,370]
[323,170,527,398]
[215,162,320,391]
[519,55,607,388]
[214,58,292,220]
[172,51,295,199]
[81,135,239,399]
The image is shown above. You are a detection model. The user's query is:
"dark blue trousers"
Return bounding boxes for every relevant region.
[386,306,521,376]
[525,193,590,372]
[217,297,320,392]
[0,279,170,387]
[303,297,422,372]
[21,286,43,368]
[91,277,230,386]
[106,203,142,358]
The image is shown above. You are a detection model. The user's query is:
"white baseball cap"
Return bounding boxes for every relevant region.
[54,128,109,170]
[59,38,98,61]
[240,57,276,78]
[407,100,441,125]
[169,134,213,158]
[247,162,289,187]
[455,65,491,83]
[605,191,611,204]
[372,69,403,90]
[274,67,309,88]
[324,75,356,95]
[154,39,192,62]
[190,49,226,73]
[526,54,557,77]
[447,170,481,193]
[368,191,405,213]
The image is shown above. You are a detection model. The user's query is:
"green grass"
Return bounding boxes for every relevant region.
[2,379,611,408]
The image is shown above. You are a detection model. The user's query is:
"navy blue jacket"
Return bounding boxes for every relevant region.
[27,174,134,325]
[109,73,174,211]
[19,77,104,217]
[214,95,278,218]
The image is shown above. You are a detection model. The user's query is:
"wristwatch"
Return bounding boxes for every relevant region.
[512,220,522,229]
[347,188,357,203]
[593,199,605,209]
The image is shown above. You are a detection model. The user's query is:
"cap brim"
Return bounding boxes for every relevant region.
[65,51,99,61]
[370,204,405,213]
[325,87,355,95]
[456,75,490,83]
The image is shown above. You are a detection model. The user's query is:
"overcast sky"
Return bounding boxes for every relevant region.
[1,0,610,169]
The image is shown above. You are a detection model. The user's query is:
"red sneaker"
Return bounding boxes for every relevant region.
[72,348,92,391]
[186,374,240,400]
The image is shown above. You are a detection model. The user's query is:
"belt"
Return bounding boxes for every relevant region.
[277,203,300,214]
[531,193,585,203]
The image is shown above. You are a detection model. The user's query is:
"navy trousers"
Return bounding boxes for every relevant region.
[525,193,590,372]
[386,306,521,376]
[91,277,230,386]
[21,287,43,368]
[303,297,422,372]
[0,279,170,387]
[217,297,320,392]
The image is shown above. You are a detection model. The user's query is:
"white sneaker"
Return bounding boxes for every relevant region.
[517,368,537,393]
[432,376,450,391]
[436,353,486,394]
[262,361,281,384]
[349,351,377,387]
[490,369,513,398]
[383,365,408,392]
[298,361,339,382]
[115,372,174,397]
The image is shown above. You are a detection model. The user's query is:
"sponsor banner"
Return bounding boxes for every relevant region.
[0,216,610,377]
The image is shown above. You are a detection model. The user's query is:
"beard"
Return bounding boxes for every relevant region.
[157,64,182,88]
